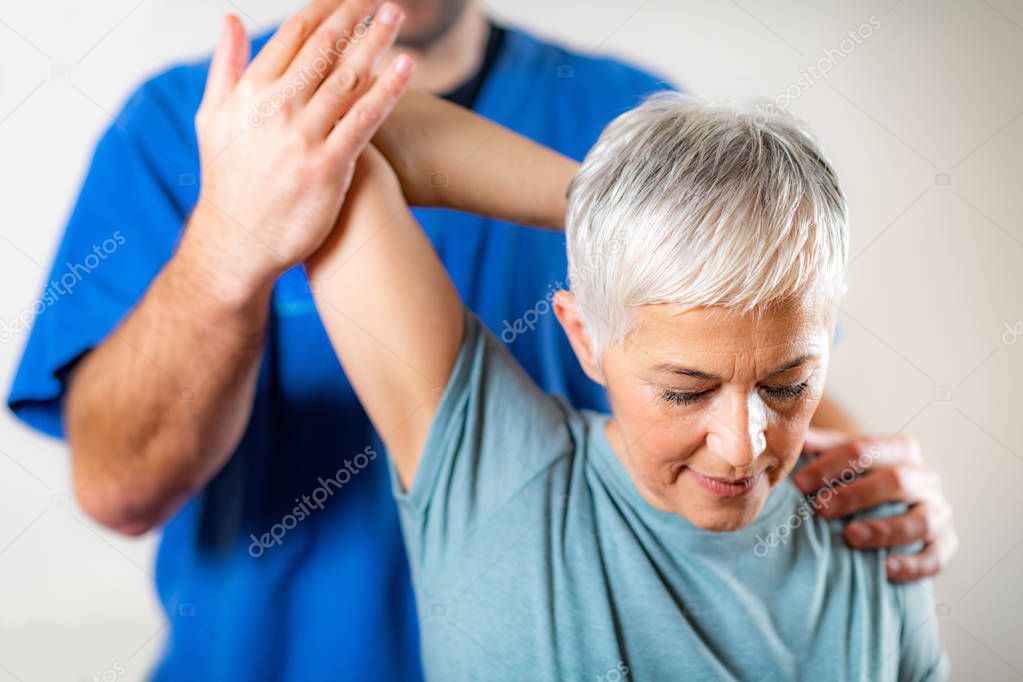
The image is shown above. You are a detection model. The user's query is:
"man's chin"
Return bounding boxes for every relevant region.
[396,0,470,50]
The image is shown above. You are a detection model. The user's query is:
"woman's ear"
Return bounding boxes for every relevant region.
[552,290,605,386]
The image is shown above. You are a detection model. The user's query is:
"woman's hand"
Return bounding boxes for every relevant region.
[795,428,958,582]
[184,0,414,300]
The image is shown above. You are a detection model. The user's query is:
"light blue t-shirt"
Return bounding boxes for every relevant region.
[391,311,949,681]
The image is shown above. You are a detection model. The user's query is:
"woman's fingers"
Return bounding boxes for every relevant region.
[327,54,415,159]
[305,2,405,137]
[201,15,249,109]
[244,0,335,83]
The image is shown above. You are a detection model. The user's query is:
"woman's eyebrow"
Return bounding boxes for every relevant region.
[766,354,818,376]
[655,353,819,380]
[655,364,719,381]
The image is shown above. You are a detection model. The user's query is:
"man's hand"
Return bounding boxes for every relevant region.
[187,0,414,300]
[794,428,958,583]
[66,1,416,534]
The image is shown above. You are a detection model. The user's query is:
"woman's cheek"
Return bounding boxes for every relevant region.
[618,383,673,435]
[768,404,817,462]
[768,427,806,463]
[645,408,706,465]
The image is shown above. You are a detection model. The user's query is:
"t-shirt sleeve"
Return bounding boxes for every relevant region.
[895,579,950,681]
[390,308,575,571]
[6,67,201,438]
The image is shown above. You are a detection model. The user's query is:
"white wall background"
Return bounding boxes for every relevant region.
[1,0,1021,679]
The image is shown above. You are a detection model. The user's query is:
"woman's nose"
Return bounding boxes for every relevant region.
[706,393,768,469]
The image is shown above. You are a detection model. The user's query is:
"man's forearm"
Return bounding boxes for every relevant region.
[65,208,272,534]
[374,90,578,229]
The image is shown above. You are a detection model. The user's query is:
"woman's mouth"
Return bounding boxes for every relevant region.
[687,469,765,498]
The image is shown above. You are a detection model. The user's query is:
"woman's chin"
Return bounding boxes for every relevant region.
[688,508,761,533]
[670,479,770,532]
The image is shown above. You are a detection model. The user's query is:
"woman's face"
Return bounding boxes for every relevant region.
[571,295,835,532]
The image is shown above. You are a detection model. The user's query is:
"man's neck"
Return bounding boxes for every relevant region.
[394,4,489,95]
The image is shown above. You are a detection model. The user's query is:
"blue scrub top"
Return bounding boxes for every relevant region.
[7,25,673,681]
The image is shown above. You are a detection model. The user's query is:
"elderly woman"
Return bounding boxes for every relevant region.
[303,84,948,680]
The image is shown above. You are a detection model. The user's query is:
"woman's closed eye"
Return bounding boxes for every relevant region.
[660,381,810,407]
[758,381,810,401]
[660,387,714,406]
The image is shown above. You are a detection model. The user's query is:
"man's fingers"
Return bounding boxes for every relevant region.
[885,527,959,583]
[815,465,940,518]
[305,2,404,136]
[202,15,249,109]
[244,0,335,83]
[793,433,921,494]
[801,427,850,455]
[284,0,383,101]
[327,54,415,158]
[794,443,872,493]
[844,500,951,548]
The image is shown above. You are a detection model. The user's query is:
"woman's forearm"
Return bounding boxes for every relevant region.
[373,89,578,230]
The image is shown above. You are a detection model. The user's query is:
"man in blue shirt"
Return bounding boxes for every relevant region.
[7,0,957,679]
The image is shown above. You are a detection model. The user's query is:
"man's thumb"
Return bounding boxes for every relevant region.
[202,15,249,108]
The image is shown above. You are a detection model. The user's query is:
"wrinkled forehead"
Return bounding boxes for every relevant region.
[623,297,835,371]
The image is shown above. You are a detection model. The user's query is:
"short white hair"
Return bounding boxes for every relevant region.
[565,91,849,356]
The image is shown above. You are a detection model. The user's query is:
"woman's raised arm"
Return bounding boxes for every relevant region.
[373,89,578,229]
